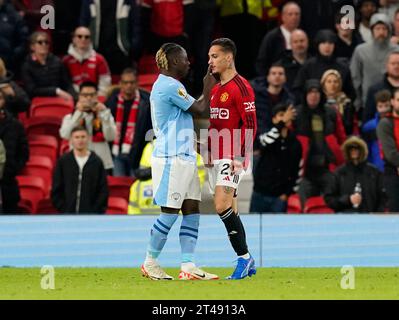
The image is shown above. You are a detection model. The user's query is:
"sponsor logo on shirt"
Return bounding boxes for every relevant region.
[210,107,230,120]
[244,102,256,112]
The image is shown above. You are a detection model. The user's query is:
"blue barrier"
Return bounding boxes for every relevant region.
[0,214,398,268]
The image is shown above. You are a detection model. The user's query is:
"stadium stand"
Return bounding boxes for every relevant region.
[106,197,128,215]
[30,97,74,119]
[16,176,47,213]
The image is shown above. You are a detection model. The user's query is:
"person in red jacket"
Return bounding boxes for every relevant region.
[62,26,111,97]
[294,79,347,209]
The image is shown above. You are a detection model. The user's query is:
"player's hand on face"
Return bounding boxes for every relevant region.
[203,65,218,90]
[93,102,106,112]
[350,193,362,206]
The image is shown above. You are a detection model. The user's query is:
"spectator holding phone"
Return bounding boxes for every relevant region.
[59,81,116,173]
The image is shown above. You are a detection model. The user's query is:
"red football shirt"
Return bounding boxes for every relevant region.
[208,74,257,163]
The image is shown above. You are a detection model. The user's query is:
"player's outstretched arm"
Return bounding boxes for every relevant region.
[188,66,218,115]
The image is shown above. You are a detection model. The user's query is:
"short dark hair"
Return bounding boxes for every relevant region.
[272,102,289,117]
[79,81,97,92]
[210,38,237,59]
[121,67,137,77]
[71,125,88,135]
[268,62,286,74]
[375,89,391,103]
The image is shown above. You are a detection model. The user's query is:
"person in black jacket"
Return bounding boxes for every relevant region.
[324,136,386,213]
[293,29,356,103]
[250,103,301,213]
[0,90,29,213]
[105,68,152,176]
[51,126,108,214]
[21,31,75,100]
[0,58,30,118]
[256,2,301,76]
[252,63,295,153]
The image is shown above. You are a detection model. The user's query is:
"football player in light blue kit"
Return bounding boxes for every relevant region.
[141,43,218,280]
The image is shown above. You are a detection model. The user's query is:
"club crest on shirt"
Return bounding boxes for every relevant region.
[177,87,188,100]
[220,92,229,103]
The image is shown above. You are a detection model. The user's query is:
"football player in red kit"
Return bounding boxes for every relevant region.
[207,38,257,280]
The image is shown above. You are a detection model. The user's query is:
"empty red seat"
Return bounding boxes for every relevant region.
[28,134,59,148]
[138,54,158,74]
[25,116,62,144]
[107,176,135,201]
[304,196,335,214]
[28,140,58,167]
[17,199,34,214]
[138,73,158,92]
[111,75,121,84]
[59,139,70,156]
[106,197,128,214]
[20,155,53,196]
[30,97,74,119]
[287,193,302,214]
[36,198,59,214]
[16,176,47,213]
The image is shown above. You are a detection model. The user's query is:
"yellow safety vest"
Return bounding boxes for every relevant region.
[217,0,263,19]
[128,142,206,214]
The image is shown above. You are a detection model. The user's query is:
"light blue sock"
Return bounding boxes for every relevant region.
[179,214,200,263]
[147,213,179,259]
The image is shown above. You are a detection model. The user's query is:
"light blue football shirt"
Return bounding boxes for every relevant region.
[150,74,196,161]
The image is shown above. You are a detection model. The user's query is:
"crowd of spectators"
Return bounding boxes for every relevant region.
[1,0,399,214]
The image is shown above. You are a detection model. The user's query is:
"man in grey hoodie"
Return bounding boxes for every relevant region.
[350,13,399,112]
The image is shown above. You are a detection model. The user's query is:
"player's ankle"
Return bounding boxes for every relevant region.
[181,262,196,272]
[239,253,250,259]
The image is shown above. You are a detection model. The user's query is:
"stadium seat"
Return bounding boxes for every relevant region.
[138,54,158,74]
[28,140,58,167]
[18,111,29,126]
[17,199,34,214]
[16,176,47,213]
[107,176,136,201]
[28,134,59,147]
[36,198,59,214]
[287,193,302,214]
[111,74,121,85]
[106,197,128,214]
[59,139,70,156]
[30,97,74,120]
[138,73,158,92]
[25,116,62,144]
[20,155,54,196]
[304,196,335,214]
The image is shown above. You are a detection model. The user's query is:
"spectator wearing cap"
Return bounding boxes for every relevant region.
[21,31,75,100]
[62,26,111,97]
[250,103,301,213]
[357,0,379,43]
[350,13,399,112]
[293,29,355,103]
[294,79,347,209]
[334,12,364,60]
[256,2,301,76]
[363,50,399,123]
[0,58,30,119]
[324,136,386,213]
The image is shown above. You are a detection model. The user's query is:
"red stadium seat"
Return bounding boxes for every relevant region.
[111,75,121,85]
[36,198,59,214]
[138,73,158,92]
[138,54,158,74]
[17,199,34,214]
[25,116,62,144]
[106,197,128,214]
[28,140,58,167]
[16,176,47,213]
[28,134,59,147]
[304,196,335,214]
[30,97,74,119]
[59,139,70,156]
[107,176,136,201]
[287,193,302,214]
[20,156,54,196]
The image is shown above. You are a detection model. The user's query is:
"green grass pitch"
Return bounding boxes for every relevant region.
[1,268,399,300]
